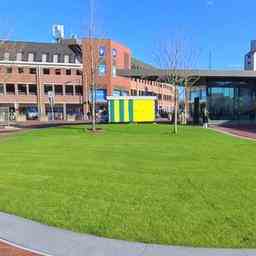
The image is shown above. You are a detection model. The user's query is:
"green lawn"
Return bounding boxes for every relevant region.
[0,124,256,248]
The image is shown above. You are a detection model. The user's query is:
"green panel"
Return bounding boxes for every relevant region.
[109,100,115,122]
[128,99,134,122]
[119,100,125,122]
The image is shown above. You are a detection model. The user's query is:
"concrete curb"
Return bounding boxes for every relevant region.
[0,212,256,256]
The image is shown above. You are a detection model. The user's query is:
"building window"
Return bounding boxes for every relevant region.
[99,46,105,57]
[66,69,71,75]
[112,48,117,58]
[44,84,53,95]
[42,54,48,62]
[98,64,106,76]
[75,85,83,95]
[75,57,80,64]
[28,53,34,62]
[16,52,22,61]
[55,69,61,75]
[30,68,36,74]
[112,66,116,77]
[131,89,137,96]
[17,84,27,95]
[18,67,24,74]
[43,68,50,75]
[6,84,15,95]
[113,89,122,97]
[76,70,82,76]
[6,67,12,73]
[0,84,4,96]
[64,55,70,63]
[139,90,145,96]
[53,54,59,63]
[65,85,74,95]
[4,52,10,61]
[28,84,37,95]
[54,85,63,95]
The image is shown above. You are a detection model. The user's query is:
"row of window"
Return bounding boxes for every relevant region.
[0,84,83,96]
[132,78,173,90]
[162,95,173,101]
[2,67,82,76]
[130,89,173,101]
[42,68,82,76]
[0,84,37,96]
[2,52,80,64]
[44,84,83,96]
[131,89,155,96]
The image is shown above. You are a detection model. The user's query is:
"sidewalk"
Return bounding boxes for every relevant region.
[0,212,256,256]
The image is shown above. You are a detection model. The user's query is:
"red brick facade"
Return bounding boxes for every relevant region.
[0,63,83,121]
[82,39,174,114]
[0,39,174,121]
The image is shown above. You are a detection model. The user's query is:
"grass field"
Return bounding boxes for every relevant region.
[0,124,256,248]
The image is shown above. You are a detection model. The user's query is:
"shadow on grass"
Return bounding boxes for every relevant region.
[58,126,88,133]
[59,125,106,134]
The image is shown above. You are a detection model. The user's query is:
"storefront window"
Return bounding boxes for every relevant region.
[206,80,256,120]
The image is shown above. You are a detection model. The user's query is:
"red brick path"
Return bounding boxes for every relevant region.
[213,125,256,140]
[0,241,41,256]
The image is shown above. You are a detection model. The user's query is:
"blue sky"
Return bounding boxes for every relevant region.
[1,0,255,69]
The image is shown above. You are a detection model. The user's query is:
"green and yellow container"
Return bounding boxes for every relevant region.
[107,96,156,123]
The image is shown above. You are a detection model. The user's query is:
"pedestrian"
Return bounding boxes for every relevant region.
[202,108,209,128]
[87,111,91,120]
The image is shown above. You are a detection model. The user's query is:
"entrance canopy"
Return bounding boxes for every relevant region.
[118,68,256,122]
[117,68,256,82]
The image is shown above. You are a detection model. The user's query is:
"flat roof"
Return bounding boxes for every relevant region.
[117,68,256,79]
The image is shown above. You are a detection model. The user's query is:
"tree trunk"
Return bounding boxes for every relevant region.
[173,86,178,134]
[184,83,189,125]
[92,80,96,132]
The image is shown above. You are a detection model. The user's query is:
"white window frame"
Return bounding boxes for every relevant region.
[42,54,47,62]
[16,52,22,61]
[64,55,70,63]
[28,53,34,62]
[4,52,10,61]
[53,54,59,63]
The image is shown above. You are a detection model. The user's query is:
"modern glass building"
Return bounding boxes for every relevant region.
[189,77,256,121]
[118,68,256,123]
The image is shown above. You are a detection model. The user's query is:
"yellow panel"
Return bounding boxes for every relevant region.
[114,100,120,122]
[133,99,155,122]
[124,100,130,122]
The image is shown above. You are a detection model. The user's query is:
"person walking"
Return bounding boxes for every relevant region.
[202,108,209,128]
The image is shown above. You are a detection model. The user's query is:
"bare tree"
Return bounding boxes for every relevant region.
[155,38,200,134]
[83,0,107,132]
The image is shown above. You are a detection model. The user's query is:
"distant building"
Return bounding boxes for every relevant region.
[244,40,256,71]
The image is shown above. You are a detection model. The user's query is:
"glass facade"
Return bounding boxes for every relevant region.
[113,89,129,96]
[190,79,256,121]
[90,89,107,102]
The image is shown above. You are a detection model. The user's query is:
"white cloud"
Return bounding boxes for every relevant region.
[207,0,214,6]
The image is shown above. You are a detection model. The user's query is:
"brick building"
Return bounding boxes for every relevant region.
[0,36,174,121]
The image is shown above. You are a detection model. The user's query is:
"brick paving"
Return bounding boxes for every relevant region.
[0,241,41,256]
[213,124,256,140]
